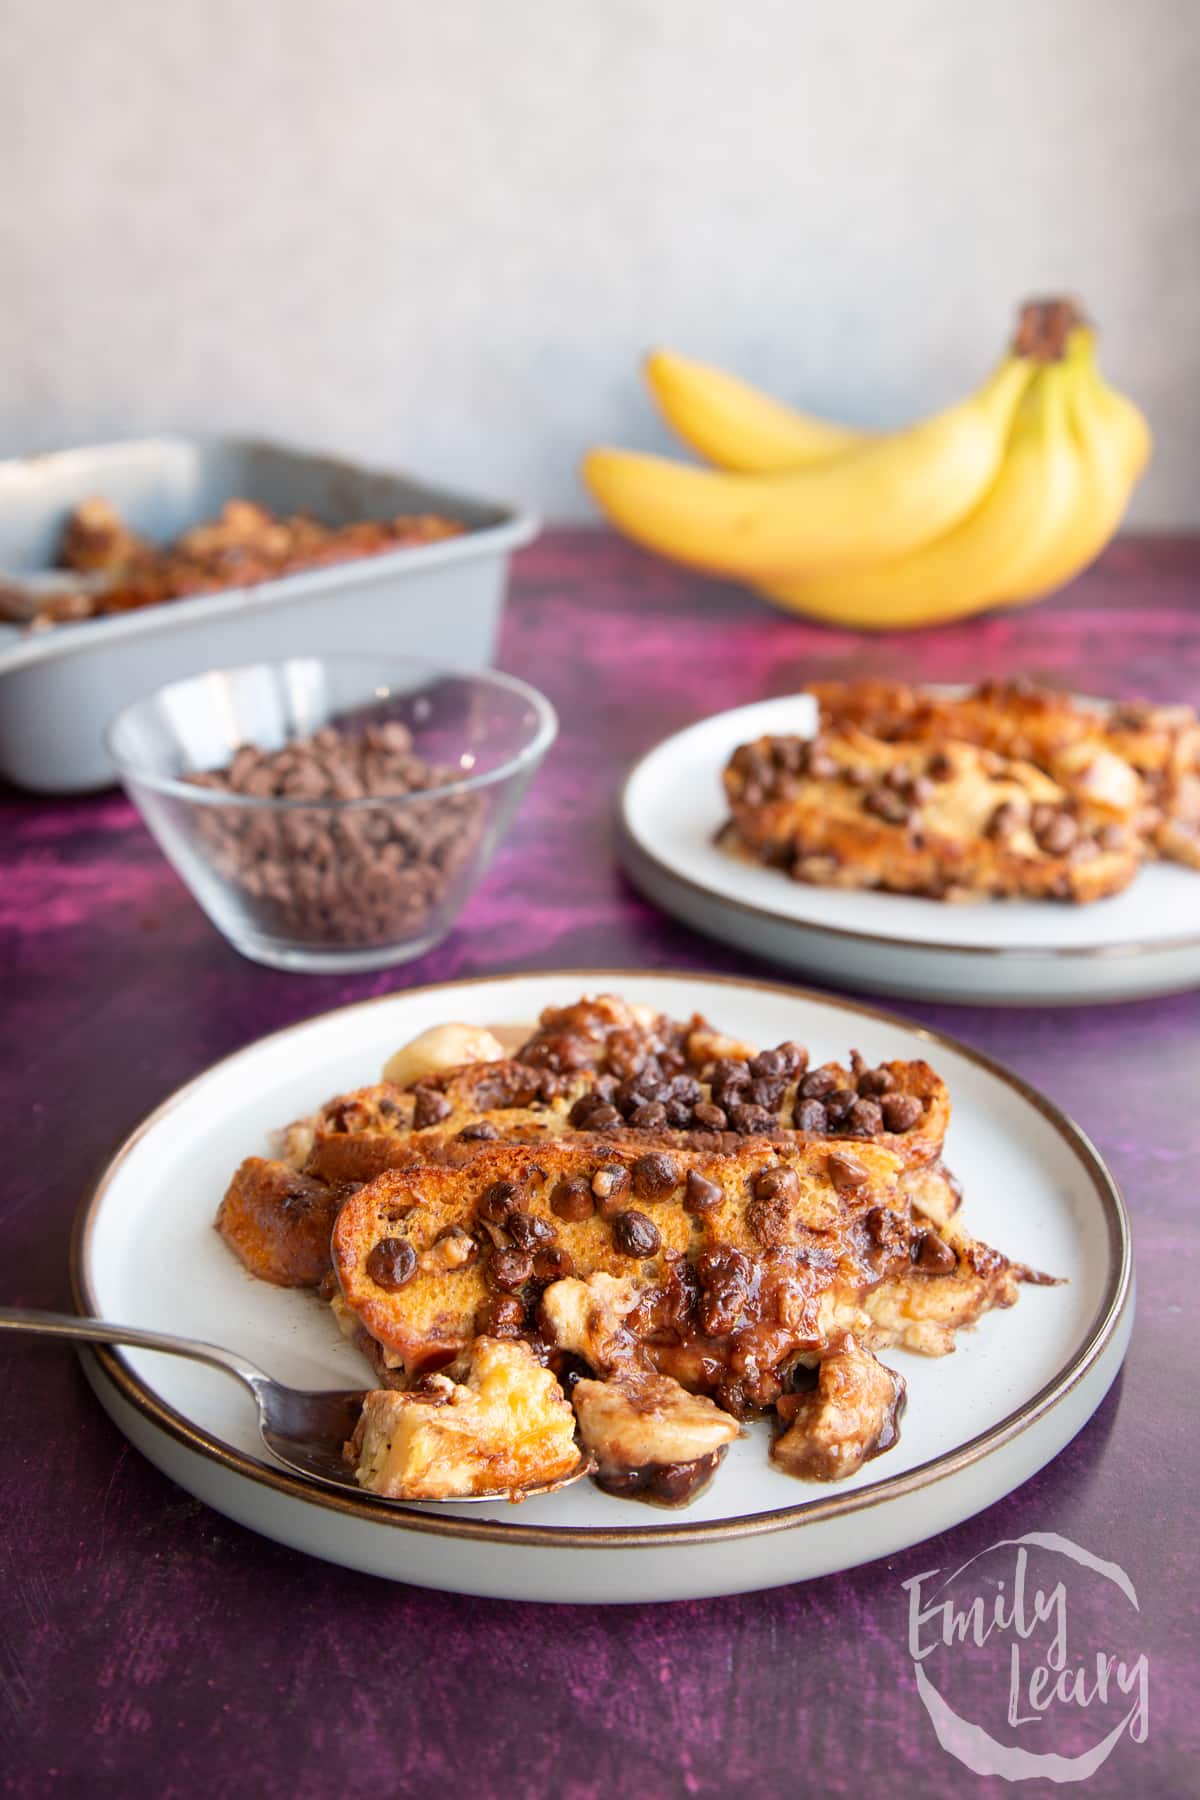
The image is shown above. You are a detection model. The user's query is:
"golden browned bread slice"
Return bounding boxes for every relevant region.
[217,988,962,1298]
[811,678,1144,825]
[723,727,1140,903]
[814,677,1200,866]
[346,1336,582,1500]
[329,1138,1025,1418]
[215,1158,341,1287]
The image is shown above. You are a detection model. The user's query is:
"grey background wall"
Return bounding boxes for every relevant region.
[2,0,1196,526]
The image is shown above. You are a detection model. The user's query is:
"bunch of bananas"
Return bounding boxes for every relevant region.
[581,299,1151,630]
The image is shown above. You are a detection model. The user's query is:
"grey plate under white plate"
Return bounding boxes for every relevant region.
[617,695,1200,1006]
[72,971,1130,1603]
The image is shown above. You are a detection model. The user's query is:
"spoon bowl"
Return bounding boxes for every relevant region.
[0,1308,593,1506]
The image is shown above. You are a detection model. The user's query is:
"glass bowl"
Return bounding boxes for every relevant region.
[106,656,557,972]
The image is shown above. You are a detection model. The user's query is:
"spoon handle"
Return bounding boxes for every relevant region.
[0,1306,268,1390]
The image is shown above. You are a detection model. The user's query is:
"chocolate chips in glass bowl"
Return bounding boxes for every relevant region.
[184,720,485,957]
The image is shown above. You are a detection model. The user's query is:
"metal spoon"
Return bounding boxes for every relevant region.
[0,1308,592,1504]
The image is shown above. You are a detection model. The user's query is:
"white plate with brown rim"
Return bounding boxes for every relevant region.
[617,695,1200,1006]
[73,969,1131,1604]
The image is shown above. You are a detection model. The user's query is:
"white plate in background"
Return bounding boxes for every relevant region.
[618,695,1200,1005]
[74,971,1131,1603]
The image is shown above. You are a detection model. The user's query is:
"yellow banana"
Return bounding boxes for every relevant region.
[757,363,1082,630]
[582,354,1032,581]
[1074,332,1152,486]
[997,334,1146,605]
[644,348,867,472]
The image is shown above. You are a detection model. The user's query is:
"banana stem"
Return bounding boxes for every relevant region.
[1012,297,1090,362]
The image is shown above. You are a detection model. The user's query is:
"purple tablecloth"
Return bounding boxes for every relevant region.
[2,529,1197,1798]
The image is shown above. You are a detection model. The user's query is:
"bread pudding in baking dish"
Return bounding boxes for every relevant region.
[215,992,1053,1507]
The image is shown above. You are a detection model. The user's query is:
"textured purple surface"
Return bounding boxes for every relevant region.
[2,528,1198,1798]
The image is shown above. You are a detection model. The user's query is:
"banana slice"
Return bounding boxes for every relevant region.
[382,1023,505,1087]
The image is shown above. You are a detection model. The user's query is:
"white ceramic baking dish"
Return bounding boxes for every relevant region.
[0,436,538,792]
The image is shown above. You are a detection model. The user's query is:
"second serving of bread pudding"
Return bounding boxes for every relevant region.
[721,677,1200,902]
[215,993,1053,1508]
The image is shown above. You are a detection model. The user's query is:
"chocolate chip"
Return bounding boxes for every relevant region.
[856,1065,894,1096]
[614,1077,659,1115]
[748,1049,786,1078]
[326,1102,362,1135]
[533,1246,573,1283]
[846,1098,884,1136]
[457,1121,499,1141]
[776,1041,809,1076]
[550,1177,595,1222]
[185,720,484,951]
[663,1098,694,1128]
[669,1076,703,1105]
[1034,809,1078,855]
[864,786,911,825]
[692,1101,727,1130]
[800,1067,838,1100]
[986,800,1022,840]
[478,1294,525,1335]
[912,1231,957,1275]
[612,1210,661,1258]
[827,1151,869,1195]
[769,737,805,773]
[794,1098,829,1132]
[412,1086,453,1129]
[823,1087,857,1125]
[753,1165,800,1204]
[365,1238,417,1290]
[569,1094,621,1129]
[631,1152,679,1201]
[628,1101,668,1129]
[881,1092,924,1133]
[748,1076,787,1110]
[507,1211,556,1250]
[477,1180,522,1225]
[683,1169,723,1214]
[592,1164,632,1215]
[488,1248,534,1291]
[927,750,954,781]
[727,1103,775,1135]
